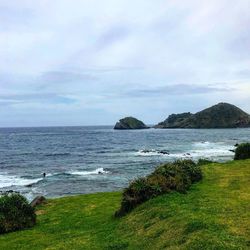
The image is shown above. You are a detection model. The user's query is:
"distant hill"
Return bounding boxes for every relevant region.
[114,117,149,130]
[155,103,250,128]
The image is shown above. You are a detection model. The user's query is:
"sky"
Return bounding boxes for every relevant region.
[0,0,250,127]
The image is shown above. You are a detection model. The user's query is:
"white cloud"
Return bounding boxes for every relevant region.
[0,0,249,126]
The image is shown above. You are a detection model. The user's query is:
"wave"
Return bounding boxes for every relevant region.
[15,152,37,156]
[136,142,234,159]
[193,141,227,148]
[193,141,211,147]
[45,153,71,157]
[188,148,234,158]
[0,174,43,188]
[0,168,110,188]
[68,168,109,176]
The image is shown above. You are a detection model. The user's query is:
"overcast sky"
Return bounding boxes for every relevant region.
[0,0,250,127]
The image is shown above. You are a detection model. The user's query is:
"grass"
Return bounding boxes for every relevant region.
[0,160,249,249]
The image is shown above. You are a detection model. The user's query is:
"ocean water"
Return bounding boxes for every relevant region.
[0,126,249,200]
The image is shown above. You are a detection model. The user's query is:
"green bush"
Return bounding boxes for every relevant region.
[0,193,36,234]
[154,161,190,192]
[115,160,202,217]
[116,178,159,217]
[234,143,250,160]
[175,159,202,183]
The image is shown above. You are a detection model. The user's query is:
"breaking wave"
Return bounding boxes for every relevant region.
[68,168,109,176]
[136,141,234,159]
[0,174,43,188]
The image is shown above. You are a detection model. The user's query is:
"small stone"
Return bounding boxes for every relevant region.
[30,196,46,208]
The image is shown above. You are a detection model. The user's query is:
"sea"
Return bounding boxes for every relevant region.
[0,126,249,200]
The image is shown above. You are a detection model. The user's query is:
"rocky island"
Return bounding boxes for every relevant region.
[155,102,250,128]
[114,117,149,130]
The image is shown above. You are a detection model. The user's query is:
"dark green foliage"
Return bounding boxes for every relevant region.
[105,241,129,250]
[175,159,202,183]
[197,158,215,166]
[234,143,250,160]
[167,113,192,123]
[157,113,192,128]
[184,221,208,234]
[115,160,202,217]
[0,193,36,234]
[116,177,162,217]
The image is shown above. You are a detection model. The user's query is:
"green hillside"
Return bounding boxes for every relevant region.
[156,103,250,128]
[0,160,249,250]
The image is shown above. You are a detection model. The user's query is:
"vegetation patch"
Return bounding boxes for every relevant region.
[0,160,249,249]
[105,241,129,250]
[184,220,209,234]
[197,158,215,166]
[115,159,202,216]
[0,192,36,234]
[234,143,250,160]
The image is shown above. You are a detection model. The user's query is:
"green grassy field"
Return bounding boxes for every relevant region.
[0,160,249,250]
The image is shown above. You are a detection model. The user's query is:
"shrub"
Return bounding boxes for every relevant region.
[175,159,202,183]
[234,143,250,160]
[0,193,36,234]
[154,161,191,192]
[115,177,163,217]
[115,160,202,217]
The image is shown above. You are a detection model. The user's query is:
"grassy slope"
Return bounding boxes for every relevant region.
[0,160,249,250]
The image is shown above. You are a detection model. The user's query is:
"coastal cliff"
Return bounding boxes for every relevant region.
[155,103,250,128]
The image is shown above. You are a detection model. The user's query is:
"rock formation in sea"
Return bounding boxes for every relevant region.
[155,103,250,128]
[114,117,149,130]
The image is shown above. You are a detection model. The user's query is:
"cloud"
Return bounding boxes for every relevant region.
[122,84,234,98]
[39,71,96,84]
[95,25,131,50]
[0,0,249,126]
[0,93,76,106]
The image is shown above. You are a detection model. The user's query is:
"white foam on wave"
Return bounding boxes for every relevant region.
[136,150,159,156]
[193,141,211,147]
[193,141,228,148]
[69,168,109,176]
[173,142,234,159]
[169,149,233,159]
[192,141,233,155]
[135,141,234,160]
[0,174,43,188]
[190,148,234,158]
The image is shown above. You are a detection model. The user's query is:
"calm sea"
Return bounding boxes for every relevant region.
[0,126,249,200]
